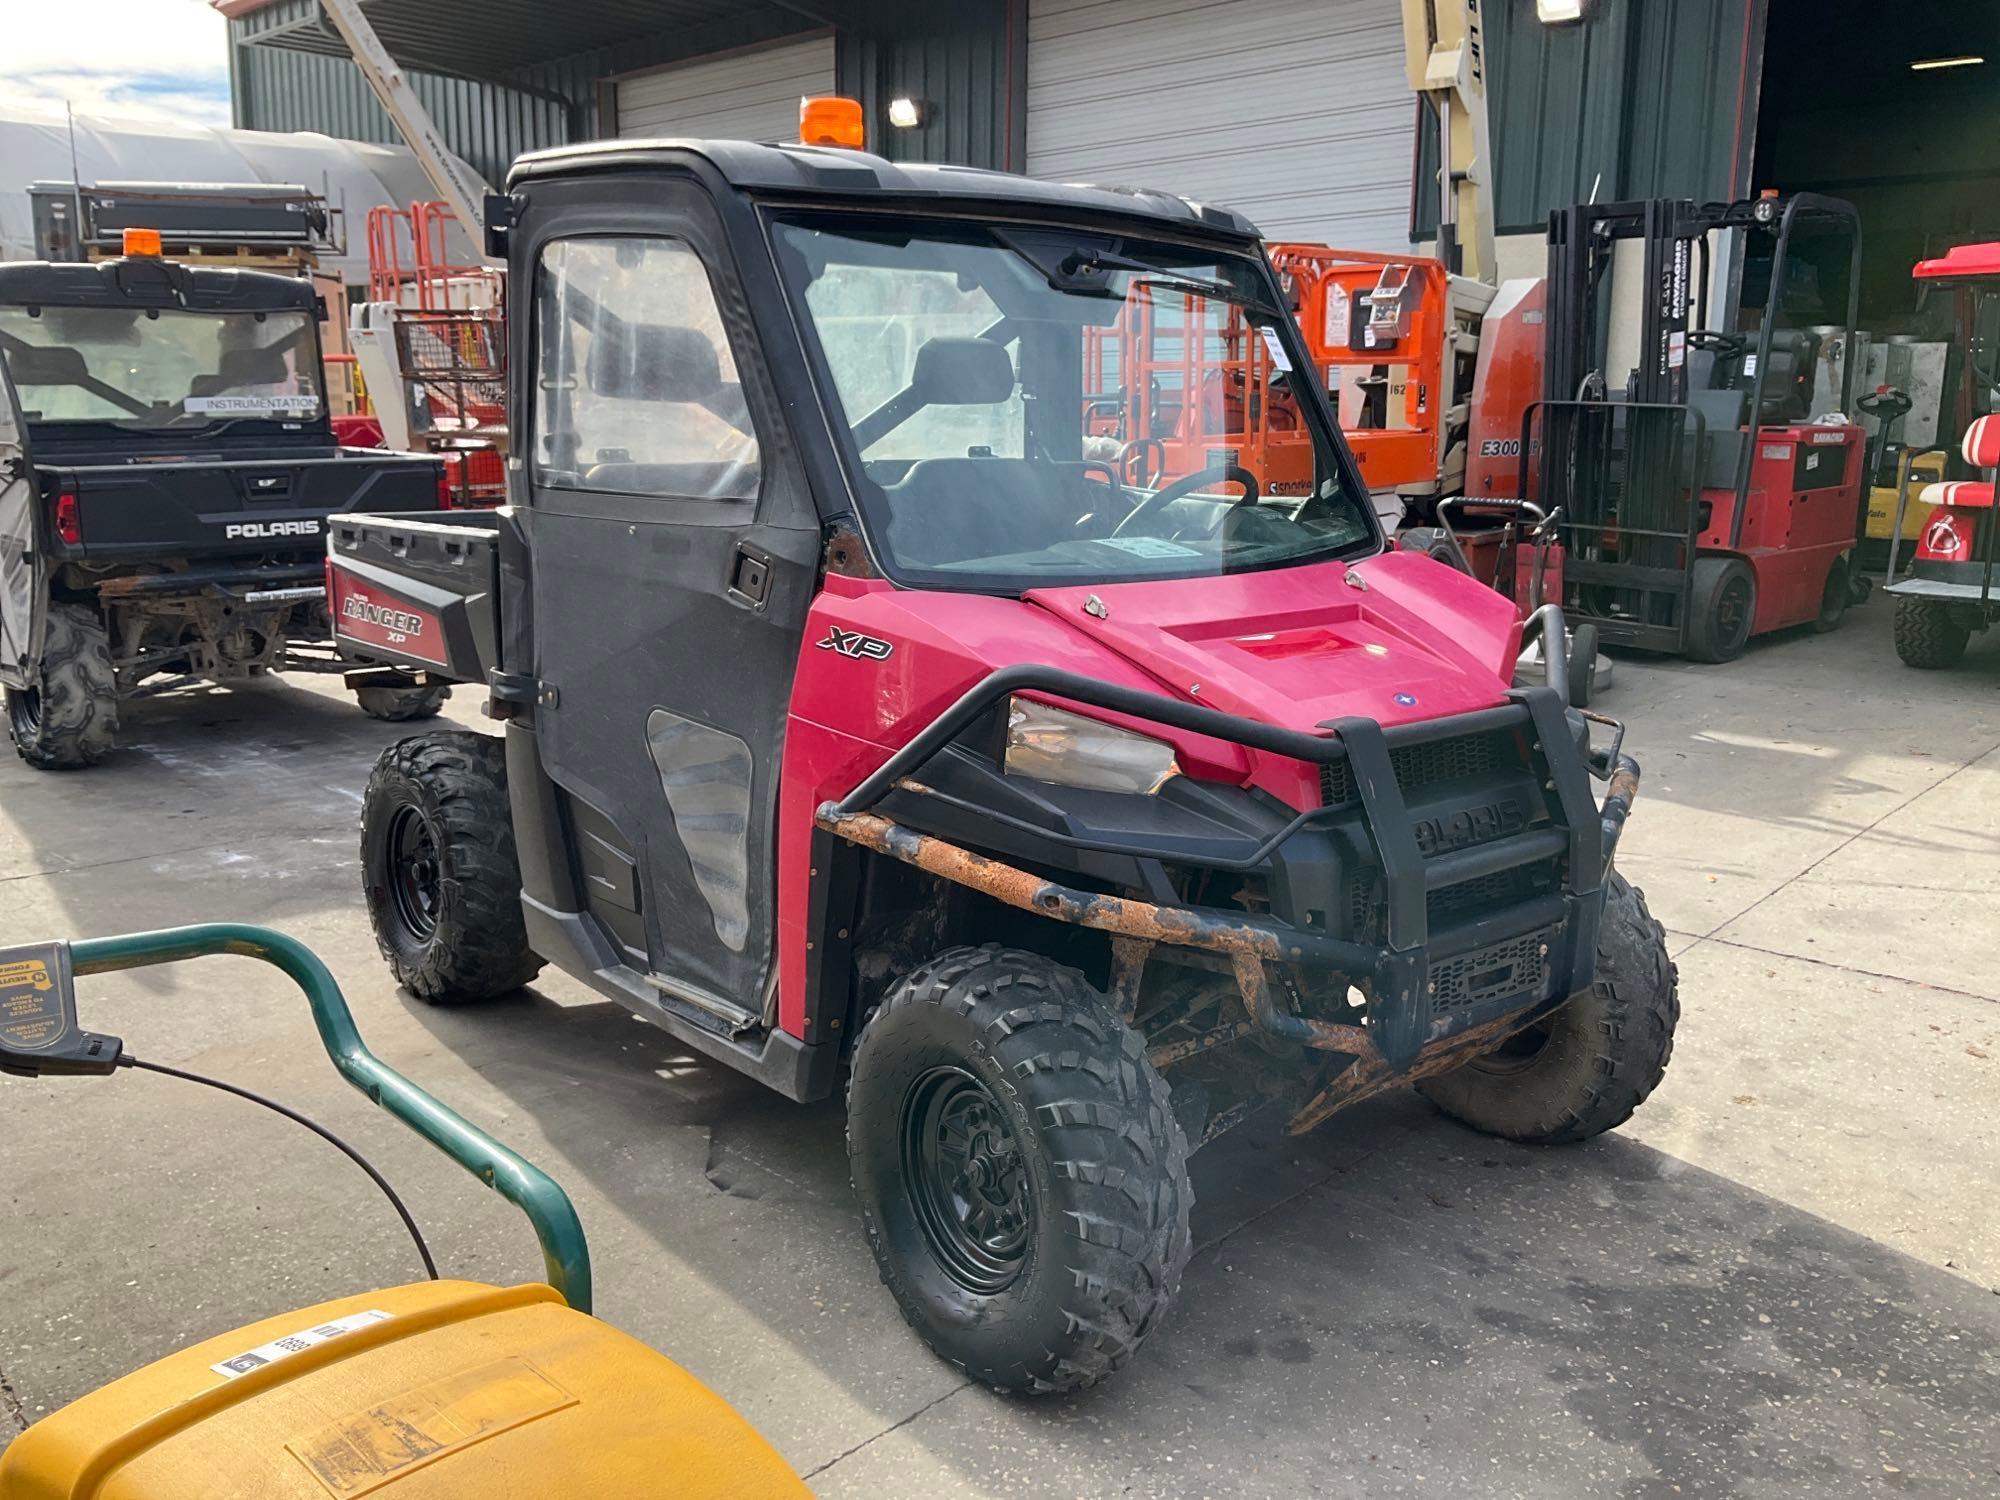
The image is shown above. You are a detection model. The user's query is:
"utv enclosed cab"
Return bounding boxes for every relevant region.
[0,253,447,767]
[339,138,1676,1394]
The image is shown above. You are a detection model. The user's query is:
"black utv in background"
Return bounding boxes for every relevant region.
[0,253,448,769]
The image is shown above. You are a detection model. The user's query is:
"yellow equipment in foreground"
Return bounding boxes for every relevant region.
[0,925,807,1500]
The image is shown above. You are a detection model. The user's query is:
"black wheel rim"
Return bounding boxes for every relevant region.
[1717,574,1753,647]
[900,1066,1032,1294]
[386,801,443,942]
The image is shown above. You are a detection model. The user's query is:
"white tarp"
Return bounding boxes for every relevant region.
[0,104,486,286]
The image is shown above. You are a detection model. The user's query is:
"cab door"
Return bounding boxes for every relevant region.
[518,181,820,1028]
[0,363,45,693]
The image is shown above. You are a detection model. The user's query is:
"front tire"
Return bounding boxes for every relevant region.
[360,730,542,1003]
[847,946,1192,1394]
[357,683,451,722]
[1893,596,1970,669]
[5,602,118,770]
[1685,556,1756,663]
[1417,873,1678,1144]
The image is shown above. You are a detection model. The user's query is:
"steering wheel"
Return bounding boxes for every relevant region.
[1112,464,1261,538]
[1857,387,1913,422]
[1118,437,1167,488]
[1686,330,1745,357]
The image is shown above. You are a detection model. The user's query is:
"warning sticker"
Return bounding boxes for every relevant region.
[1256,325,1293,372]
[183,393,321,415]
[1097,535,1202,559]
[211,1309,394,1380]
[0,945,71,1054]
[1667,330,1686,370]
[289,1358,578,1497]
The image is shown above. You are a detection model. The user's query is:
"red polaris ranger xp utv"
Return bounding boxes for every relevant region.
[333,124,1678,1393]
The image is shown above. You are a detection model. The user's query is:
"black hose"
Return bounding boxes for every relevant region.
[119,1055,439,1281]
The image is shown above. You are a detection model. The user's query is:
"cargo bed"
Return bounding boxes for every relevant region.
[328,510,502,684]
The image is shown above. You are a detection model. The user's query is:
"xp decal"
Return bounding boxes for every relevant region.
[817,626,894,661]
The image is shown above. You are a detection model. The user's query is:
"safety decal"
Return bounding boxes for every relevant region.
[211,1309,394,1380]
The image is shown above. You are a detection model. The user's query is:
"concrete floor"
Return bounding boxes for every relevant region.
[1,601,1997,1498]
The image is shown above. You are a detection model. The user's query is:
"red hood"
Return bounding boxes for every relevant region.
[1022,551,1523,734]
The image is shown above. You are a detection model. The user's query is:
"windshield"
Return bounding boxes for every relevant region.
[0,305,323,430]
[771,213,1373,591]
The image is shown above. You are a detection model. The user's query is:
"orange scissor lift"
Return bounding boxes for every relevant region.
[359,200,509,507]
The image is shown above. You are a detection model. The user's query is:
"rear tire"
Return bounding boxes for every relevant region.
[847,946,1192,1393]
[1417,872,1677,1144]
[5,602,118,771]
[1567,621,1598,708]
[1813,555,1851,634]
[357,683,451,722]
[360,730,542,1003]
[1893,596,1970,669]
[1684,556,1756,664]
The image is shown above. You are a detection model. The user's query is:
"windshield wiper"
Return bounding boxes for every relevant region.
[1053,248,1284,322]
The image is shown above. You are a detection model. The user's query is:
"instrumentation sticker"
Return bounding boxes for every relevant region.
[183,394,321,414]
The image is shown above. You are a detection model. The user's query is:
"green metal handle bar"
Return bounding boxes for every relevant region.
[70,923,592,1314]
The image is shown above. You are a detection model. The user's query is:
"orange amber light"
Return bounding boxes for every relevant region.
[799,95,865,150]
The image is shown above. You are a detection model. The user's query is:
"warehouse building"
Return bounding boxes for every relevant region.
[220,0,1994,345]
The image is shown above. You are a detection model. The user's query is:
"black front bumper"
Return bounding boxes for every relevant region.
[819,662,1640,1070]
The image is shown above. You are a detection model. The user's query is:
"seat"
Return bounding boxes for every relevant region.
[1918,480,1995,510]
[1744,329,1820,424]
[1683,387,1749,490]
[1961,412,2000,470]
[879,457,1100,565]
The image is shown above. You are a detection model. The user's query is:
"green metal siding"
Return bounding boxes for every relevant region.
[231,43,572,187]
[837,1,1025,170]
[230,1,1021,187]
[1417,0,1767,238]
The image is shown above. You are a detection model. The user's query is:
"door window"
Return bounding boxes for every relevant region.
[533,237,759,499]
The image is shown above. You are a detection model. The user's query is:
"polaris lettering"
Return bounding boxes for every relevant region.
[225,520,321,539]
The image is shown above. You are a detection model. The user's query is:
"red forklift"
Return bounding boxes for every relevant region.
[1498,193,1867,662]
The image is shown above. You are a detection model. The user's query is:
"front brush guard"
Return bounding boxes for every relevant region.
[818,654,1642,1078]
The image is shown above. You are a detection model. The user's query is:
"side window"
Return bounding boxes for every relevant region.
[533,236,759,499]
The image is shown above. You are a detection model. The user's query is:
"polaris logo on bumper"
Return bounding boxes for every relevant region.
[1412,799,1527,857]
[225,520,321,539]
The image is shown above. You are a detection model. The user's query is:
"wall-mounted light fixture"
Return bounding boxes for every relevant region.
[1911,55,1984,71]
[887,96,927,129]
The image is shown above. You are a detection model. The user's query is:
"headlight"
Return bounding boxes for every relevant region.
[1004,697,1180,794]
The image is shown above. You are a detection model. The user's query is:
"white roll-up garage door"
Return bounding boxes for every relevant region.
[1027,0,1411,249]
[616,34,836,142]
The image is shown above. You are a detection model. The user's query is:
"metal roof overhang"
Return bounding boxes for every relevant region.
[220,0,832,84]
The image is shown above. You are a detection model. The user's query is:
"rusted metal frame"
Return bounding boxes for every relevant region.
[1148,1019,1257,1070]
[1229,952,1379,1063]
[1282,996,1565,1136]
[1597,755,1643,861]
[816,807,1376,973]
[1106,935,1154,1024]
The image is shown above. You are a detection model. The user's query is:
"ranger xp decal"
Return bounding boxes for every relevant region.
[329,568,448,667]
[817,626,894,661]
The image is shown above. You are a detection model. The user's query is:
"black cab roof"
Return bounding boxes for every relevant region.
[0,257,319,313]
[507,139,1263,243]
